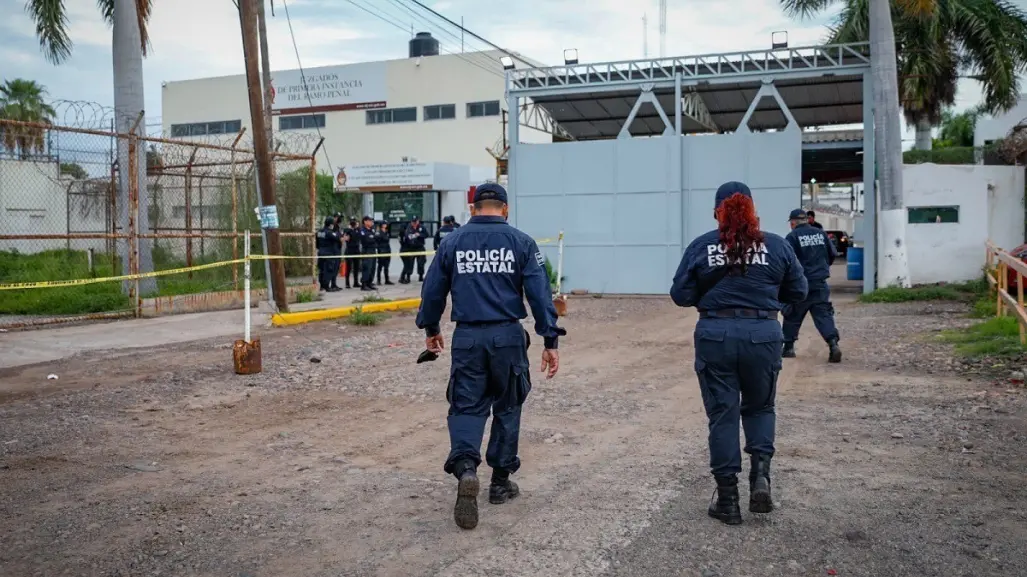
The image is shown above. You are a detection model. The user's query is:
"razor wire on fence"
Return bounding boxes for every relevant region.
[0,108,321,328]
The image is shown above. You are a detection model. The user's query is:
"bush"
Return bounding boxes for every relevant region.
[348,306,384,326]
[939,317,1025,358]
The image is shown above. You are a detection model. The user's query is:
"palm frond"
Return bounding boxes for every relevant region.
[946,0,1026,114]
[895,0,940,18]
[780,0,836,20]
[25,0,73,65]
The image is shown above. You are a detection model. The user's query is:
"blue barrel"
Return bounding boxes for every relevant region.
[847,246,864,281]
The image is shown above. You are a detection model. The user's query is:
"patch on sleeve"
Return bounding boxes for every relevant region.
[535,251,545,267]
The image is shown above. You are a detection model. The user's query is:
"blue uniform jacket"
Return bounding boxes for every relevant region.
[670,229,808,310]
[785,223,837,283]
[416,215,566,349]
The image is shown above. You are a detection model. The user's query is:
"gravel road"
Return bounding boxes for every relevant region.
[0,295,1024,577]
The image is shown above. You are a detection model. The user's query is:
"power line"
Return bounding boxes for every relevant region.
[280,0,336,176]
[386,0,502,70]
[402,0,526,62]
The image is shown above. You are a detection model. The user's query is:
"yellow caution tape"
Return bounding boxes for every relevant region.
[0,259,245,291]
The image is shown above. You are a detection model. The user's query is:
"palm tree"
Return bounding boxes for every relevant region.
[782,0,913,287]
[0,79,57,159]
[25,0,158,294]
[819,0,1027,150]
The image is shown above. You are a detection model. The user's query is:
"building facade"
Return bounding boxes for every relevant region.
[160,39,553,175]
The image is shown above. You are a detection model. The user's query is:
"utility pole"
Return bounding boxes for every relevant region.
[240,0,289,312]
[255,0,276,307]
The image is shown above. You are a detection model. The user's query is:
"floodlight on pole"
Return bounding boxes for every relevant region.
[772,31,788,49]
[563,49,578,65]
[500,56,515,70]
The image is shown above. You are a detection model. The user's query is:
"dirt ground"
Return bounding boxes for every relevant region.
[1,295,1025,577]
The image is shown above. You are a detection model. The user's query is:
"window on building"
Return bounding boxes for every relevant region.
[170,120,242,138]
[424,104,456,121]
[467,100,501,118]
[366,107,418,125]
[907,206,959,224]
[279,114,326,130]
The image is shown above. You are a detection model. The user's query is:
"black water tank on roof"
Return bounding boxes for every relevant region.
[409,32,440,58]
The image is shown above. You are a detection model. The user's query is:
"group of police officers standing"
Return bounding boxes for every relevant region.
[411,181,840,531]
[315,214,464,292]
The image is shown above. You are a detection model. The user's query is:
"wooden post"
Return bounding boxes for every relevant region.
[240,0,289,313]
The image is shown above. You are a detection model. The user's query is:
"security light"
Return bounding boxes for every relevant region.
[772,31,788,50]
[564,49,579,65]
[500,56,515,70]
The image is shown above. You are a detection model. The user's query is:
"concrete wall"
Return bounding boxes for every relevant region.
[161,51,551,174]
[510,129,801,294]
[902,163,1025,284]
[0,159,81,254]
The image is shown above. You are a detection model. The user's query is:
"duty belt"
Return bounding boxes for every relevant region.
[699,309,778,320]
[456,319,519,328]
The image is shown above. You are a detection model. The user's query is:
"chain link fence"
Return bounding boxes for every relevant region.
[0,101,320,329]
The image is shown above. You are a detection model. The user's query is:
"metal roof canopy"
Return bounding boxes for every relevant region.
[506,43,871,139]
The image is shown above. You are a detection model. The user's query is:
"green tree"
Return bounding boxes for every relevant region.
[59,162,88,179]
[0,78,57,158]
[25,0,158,293]
[789,0,1027,151]
[934,106,983,148]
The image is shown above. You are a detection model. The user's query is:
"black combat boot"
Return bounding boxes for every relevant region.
[827,338,842,363]
[384,273,394,286]
[489,470,520,504]
[708,475,743,525]
[782,341,796,358]
[749,453,773,513]
[453,460,479,530]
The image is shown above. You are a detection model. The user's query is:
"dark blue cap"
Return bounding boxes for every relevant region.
[473,182,508,205]
[788,208,807,220]
[714,181,752,209]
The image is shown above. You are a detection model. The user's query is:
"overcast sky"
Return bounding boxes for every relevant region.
[0,0,1005,140]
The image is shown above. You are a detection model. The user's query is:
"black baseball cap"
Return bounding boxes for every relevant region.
[473,183,508,204]
[788,208,807,220]
[362,215,373,222]
[714,181,751,209]
[442,215,453,224]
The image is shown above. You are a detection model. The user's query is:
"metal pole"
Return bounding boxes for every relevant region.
[556,230,564,295]
[256,0,278,309]
[240,0,289,312]
[861,70,877,294]
[244,229,252,342]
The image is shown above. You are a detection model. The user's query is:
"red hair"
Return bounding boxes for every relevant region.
[715,193,764,273]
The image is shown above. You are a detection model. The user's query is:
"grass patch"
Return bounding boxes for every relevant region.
[348,306,384,326]
[0,248,264,316]
[939,316,1026,358]
[356,294,390,304]
[858,277,988,304]
[295,289,317,304]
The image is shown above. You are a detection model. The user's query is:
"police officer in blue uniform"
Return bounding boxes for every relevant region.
[434,215,456,250]
[315,216,341,292]
[670,181,808,525]
[375,221,394,286]
[354,216,378,291]
[783,208,842,362]
[416,182,566,531]
[400,216,429,284]
[328,214,344,291]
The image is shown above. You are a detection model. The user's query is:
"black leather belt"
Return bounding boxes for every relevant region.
[456,320,518,328]
[699,309,778,320]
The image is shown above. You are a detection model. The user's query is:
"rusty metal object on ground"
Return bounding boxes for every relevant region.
[553,294,568,316]
[233,338,262,375]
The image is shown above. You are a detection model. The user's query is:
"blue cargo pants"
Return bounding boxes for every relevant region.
[444,321,531,476]
[693,316,781,477]
[783,280,839,344]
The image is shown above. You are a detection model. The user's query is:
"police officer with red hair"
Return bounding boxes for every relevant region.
[670,181,808,525]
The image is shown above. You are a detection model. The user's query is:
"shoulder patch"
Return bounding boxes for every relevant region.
[535,251,545,267]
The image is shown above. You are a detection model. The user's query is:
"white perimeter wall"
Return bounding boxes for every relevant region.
[902,163,1025,285]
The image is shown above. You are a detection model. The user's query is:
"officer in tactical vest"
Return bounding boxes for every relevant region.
[434,215,456,250]
[670,182,808,525]
[783,208,842,362]
[416,182,566,531]
[315,216,341,292]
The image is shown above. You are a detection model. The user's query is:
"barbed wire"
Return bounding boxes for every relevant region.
[47,100,117,130]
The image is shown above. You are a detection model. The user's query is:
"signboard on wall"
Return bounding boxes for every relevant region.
[336,163,435,192]
[270,62,387,115]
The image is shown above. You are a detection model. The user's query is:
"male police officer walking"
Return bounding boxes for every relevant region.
[416,183,566,531]
[434,215,456,250]
[315,216,341,292]
[357,216,378,291]
[670,182,808,525]
[783,208,842,362]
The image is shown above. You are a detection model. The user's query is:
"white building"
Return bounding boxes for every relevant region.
[161,34,558,227]
[974,93,1027,147]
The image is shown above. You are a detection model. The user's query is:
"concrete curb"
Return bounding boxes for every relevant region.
[270,298,422,327]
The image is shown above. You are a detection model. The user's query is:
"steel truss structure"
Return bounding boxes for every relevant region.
[503,41,878,294]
